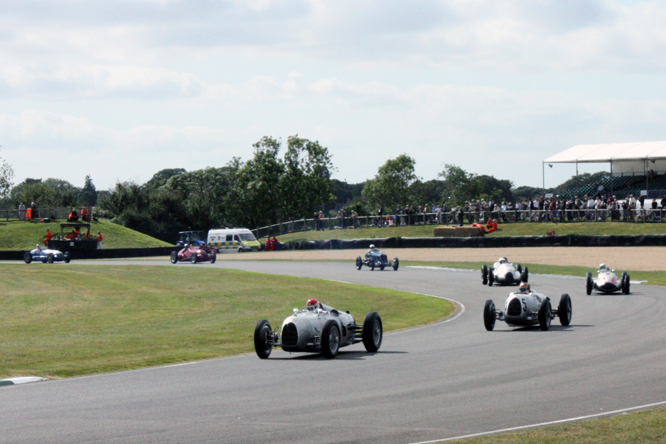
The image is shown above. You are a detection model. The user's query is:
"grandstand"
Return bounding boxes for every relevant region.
[544,141,666,199]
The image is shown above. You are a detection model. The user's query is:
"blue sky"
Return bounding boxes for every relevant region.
[1,0,665,191]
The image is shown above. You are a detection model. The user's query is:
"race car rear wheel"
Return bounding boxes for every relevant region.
[558,294,572,326]
[538,298,552,331]
[483,300,496,331]
[322,320,341,359]
[586,272,593,295]
[517,264,523,273]
[481,265,488,285]
[170,251,178,264]
[379,263,385,271]
[63,252,71,264]
[362,312,383,352]
[488,268,494,286]
[622,273,630,294]
[254,319,273,359]
[356,256,362,270]
[521,267,529,283]
[392,258,399,271]
[23,252,32,264]
[47,253,54,264]
[210,253,216,264]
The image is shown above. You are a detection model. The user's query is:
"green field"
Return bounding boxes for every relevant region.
[0,219,171,251]
[0,264,454,379]
[272,221,666,243]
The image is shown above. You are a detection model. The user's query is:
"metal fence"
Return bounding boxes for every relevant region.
[0,207,91,221]
[252,208,666,239]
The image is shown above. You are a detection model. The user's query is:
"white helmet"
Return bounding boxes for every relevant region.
[36,244,40,248]
[599,263,607,270]
[369,244,375,249]
[498,257,507,264]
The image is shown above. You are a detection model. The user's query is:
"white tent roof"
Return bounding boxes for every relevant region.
[544,141,666,164]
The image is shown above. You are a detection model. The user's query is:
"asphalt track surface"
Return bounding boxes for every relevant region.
[2,260,666,444]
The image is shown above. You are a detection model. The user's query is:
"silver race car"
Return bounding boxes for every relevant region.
[586,264,630,295]
[481,257,528,286]
[254,299,383,359]
[356,245,399,271]
[484,283,572,331]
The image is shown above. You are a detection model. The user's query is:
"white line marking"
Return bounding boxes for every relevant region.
[406,400,666,444]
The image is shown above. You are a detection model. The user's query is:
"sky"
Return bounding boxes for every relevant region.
[1,0,666,192]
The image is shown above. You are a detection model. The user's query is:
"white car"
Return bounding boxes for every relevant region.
[481,257,528,286]
[254,299,383,359]
[586,265,630,295]
[484,283,572,331]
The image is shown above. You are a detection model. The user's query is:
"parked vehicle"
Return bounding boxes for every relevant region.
[207,228,261,253]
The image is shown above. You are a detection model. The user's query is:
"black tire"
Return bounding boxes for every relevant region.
[558,294,572,326]
[517,264,523,273]
[191,254,197,264]
[521,267,529,283]
[63,252,71,264]
[170,251,178,264]
[538,298,552,331]
[392,258,399,271]
[481,265,488,285]
[370,261,375,271]
[24,252,32,264]
[356,256,362,270]
[210,253,216,264]
[586,272,593,295]
[623,273,630,294]
[47,253,54,264]
[488,268,494,286]
[362,312,383,352]
[379,263,385,271]
[321,320,341,359]
[254,319,273,359]
[484,300,496,331]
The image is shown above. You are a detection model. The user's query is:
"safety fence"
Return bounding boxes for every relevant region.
[253,208,666,239]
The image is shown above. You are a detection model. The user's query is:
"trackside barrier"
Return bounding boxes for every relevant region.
[0,247,179,261]
[252,209,666,239]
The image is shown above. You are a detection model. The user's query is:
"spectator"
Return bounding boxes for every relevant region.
[43,229,52,246]
[96,231,104,249]
[18,203,26,220]
[81,206,90,222]
[68,208,79,222]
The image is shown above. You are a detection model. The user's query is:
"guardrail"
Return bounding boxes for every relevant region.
[252,208,666,238]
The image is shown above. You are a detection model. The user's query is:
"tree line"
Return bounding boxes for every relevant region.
[1,142,614,243]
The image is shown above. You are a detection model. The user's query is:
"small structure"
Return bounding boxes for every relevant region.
[48,223,97,252]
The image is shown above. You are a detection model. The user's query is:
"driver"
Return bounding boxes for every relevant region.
[599,263,609,272]
[498,257,508,264]
[306,298,321,311]
[35,243,42,254]
[518,283,531,293]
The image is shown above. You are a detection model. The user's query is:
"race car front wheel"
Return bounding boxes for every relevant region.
[170,251,178,264]
[24,252,32,264]
[622,272,630,294]
[586,272,593,295]
[481,265,488,285]
[483,300,496,331]
[558,294,572,326]
[47,253,54,264]
[538,298,552,331]
[63,252,71,264]
[356,256,362,270]
[254,320,273,359]
[392,258,399,271]
[322,320,341,359]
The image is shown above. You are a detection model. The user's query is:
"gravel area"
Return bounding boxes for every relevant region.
[216,247,666,271]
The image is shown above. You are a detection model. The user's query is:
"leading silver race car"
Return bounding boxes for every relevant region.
[586,264,630,295]
[481,257,528,286]
[254,299,383,359]
[484,283,572,331]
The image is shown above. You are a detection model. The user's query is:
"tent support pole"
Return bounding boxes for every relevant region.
[542,162,545,189]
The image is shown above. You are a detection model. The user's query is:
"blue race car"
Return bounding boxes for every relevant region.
[356,245,399,271]
[24,245,71,264]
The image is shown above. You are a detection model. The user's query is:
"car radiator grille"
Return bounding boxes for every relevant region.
[507,298,522,316]
[282,323,298,346]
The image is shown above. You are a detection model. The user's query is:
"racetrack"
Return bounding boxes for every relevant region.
[2,259,666,444]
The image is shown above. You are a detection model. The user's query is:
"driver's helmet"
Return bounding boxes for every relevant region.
[498,257,508,264]
[369,244,375,250]
[518,283,531,293]
[35,243,41,250]
[306,299,320,311]
[599,263,607,271]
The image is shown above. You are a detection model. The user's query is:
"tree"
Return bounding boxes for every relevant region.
[362,154,418,211]
[438,164,485,206]
[80,175,98,206]
[0,147,14,200]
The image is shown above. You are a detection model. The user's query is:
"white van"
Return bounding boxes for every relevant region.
[207,228,261,253]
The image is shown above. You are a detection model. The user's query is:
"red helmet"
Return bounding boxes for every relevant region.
[306,299,319,311]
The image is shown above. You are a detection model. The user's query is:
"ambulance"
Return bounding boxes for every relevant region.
[207,228,261,253]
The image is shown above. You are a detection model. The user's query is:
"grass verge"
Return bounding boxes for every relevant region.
[0,264,454,379]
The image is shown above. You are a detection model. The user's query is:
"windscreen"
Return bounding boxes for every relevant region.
[239,232,257,242]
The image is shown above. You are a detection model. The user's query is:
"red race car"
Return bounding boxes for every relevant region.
[170,244,217,264]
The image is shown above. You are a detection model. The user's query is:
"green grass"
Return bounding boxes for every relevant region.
[0,219,172,251]
[0,264,454,379]
[447,406,666,444]
[273,221,666,243]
